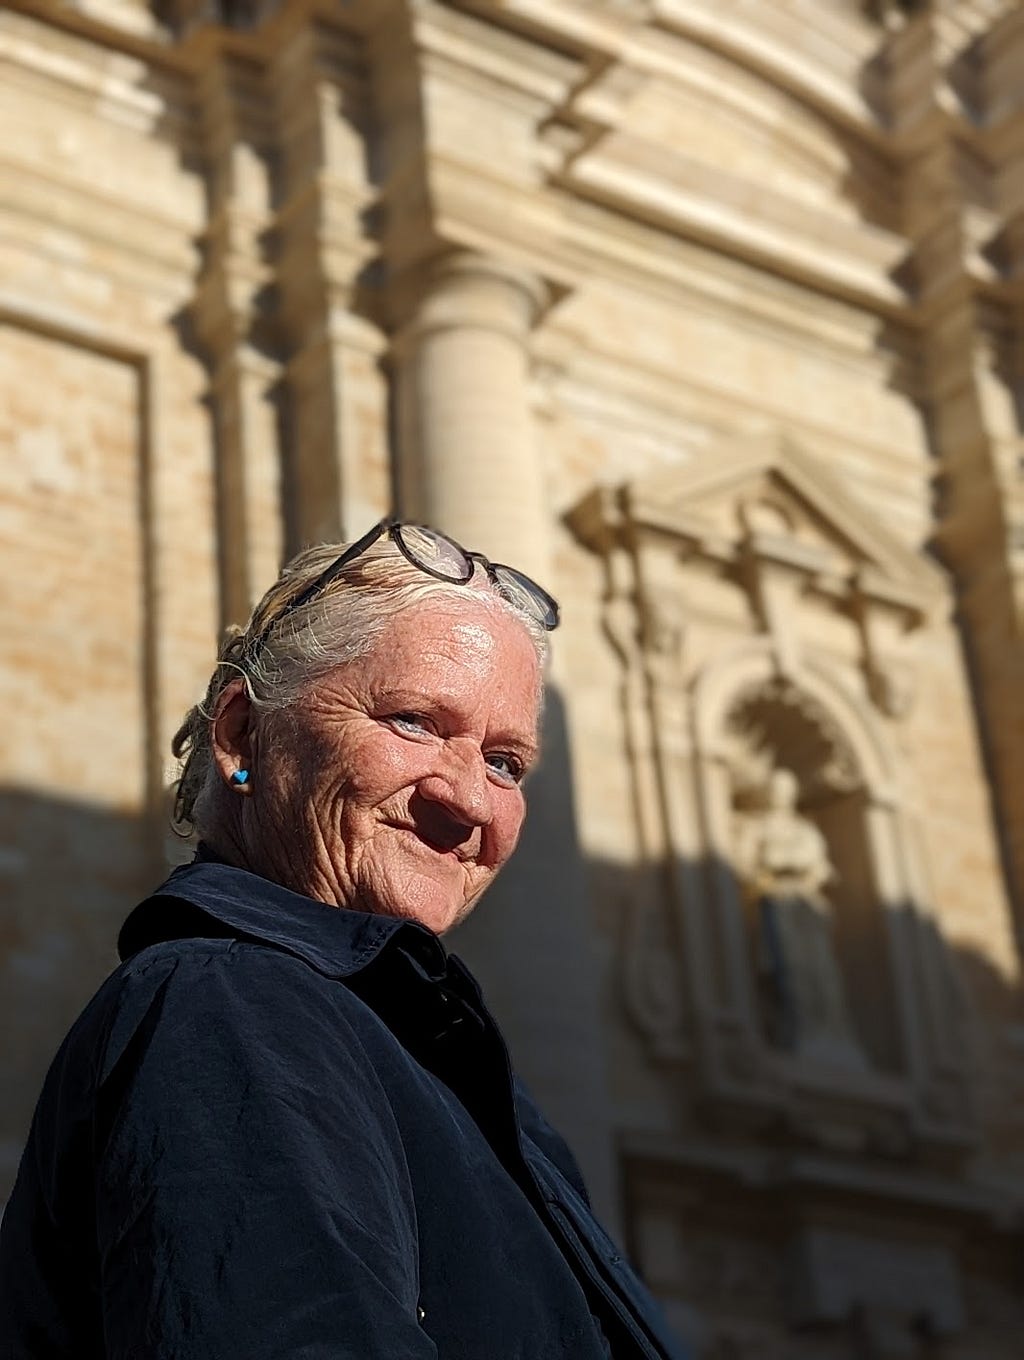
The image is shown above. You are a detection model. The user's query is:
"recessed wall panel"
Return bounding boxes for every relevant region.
[0,322,148,1189]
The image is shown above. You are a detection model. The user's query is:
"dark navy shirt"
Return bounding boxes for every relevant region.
[0,859,686,1359]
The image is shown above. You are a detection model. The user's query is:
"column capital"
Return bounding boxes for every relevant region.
[391,250,551,354]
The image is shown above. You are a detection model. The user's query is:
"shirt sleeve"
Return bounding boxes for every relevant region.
[93,941,437,1360]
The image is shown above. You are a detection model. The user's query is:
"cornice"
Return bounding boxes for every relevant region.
[0,10,194,137]
[621,1129,1024,1231]
[13,1,1023,327]
[555,138,909,312]
[7,0,1024,353]
[0,0,391,73]
[410,0,581,105]
[0,156,201,285]
[436,4,915,317]
[651,0,882,136]
[456,0,887,143]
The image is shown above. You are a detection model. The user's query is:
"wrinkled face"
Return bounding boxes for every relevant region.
[238,596,541,934]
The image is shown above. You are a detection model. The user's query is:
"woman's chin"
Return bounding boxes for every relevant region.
[370,872,473,936]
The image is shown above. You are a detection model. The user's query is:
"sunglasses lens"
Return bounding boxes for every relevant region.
[491,566,560,630]
[397,525,472,581]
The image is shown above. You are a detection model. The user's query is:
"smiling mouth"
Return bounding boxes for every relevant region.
[391,824,473,862]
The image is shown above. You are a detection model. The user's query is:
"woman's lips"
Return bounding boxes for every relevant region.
[390,823,473,861]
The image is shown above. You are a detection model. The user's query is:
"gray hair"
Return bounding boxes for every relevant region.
[171,536,549,836]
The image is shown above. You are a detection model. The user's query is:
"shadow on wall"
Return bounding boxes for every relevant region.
[0,789,159,1198]
[4,788,1024,1355]
[449,681,621,1227]
[569,850,1024,1359]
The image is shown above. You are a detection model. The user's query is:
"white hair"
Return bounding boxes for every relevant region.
[171,536,549,835]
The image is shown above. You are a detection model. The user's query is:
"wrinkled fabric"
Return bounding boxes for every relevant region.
[0,860,687,1360]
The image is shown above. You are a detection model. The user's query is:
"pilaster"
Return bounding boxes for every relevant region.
[883,6,1024,933]
[191,50,285,626]
[272,18,390,545]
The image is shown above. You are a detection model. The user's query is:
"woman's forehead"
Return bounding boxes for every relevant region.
[387,595,538,662]
[341,597,541,706]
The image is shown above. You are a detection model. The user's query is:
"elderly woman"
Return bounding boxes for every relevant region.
[0,519,684,1360]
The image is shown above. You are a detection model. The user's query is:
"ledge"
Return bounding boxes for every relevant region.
[620,1129,1024,1229]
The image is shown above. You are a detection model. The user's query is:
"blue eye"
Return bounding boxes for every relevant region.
[486,752,525,785]
[390,713,432,735]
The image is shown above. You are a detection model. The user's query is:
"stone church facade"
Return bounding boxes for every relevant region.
[3,0,1024,1355]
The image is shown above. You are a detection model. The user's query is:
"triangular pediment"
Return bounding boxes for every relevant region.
[615,431,944,600]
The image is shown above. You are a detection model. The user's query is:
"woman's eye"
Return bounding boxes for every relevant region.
[485,752,525,785]
[389,713,432,736]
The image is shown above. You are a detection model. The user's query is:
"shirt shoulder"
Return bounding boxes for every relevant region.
[71,936,386,1094]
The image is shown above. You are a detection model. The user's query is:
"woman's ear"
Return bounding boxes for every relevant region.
[211,678,255,791]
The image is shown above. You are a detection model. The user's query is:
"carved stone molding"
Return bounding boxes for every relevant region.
[787,1227,965,1340]
[568,430,972,1155]
[572,429,944,727]
[724,678,862,799]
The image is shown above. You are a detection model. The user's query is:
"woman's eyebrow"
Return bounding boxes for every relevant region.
[487,727,540,765]
[373,685,451,710]
[374,688,539,758]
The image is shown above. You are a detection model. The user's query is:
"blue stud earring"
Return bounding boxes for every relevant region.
[231,769,250,786]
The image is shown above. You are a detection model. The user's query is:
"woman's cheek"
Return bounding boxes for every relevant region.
[371,731,427,778]
[490,792,526,863]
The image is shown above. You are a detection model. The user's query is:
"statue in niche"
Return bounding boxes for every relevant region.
[738,769,867,1070]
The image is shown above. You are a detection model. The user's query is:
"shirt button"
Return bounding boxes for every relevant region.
[417,1305,426,1323]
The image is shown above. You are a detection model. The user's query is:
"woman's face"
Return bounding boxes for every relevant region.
[227,595,542,934]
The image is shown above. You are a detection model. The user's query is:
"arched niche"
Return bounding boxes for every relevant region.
[692,646,913,1089]
[567,431,973,1156]
[722,669,896,1074]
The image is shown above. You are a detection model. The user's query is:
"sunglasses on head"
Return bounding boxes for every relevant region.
[246,517,560,658]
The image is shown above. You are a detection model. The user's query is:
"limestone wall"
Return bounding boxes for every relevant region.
[2,2,1024,1356]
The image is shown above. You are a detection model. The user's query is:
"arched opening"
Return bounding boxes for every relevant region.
[721,677,903,1075]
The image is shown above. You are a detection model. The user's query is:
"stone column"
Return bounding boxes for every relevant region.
[392,251,619,1227]
[394,252,551,578]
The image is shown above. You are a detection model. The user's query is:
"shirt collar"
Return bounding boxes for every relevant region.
[117,857,449,981]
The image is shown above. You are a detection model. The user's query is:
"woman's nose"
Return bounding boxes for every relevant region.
[417,747,494,827]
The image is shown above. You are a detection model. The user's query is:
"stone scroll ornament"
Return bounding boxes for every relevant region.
[736,768,867,1071]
